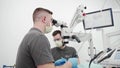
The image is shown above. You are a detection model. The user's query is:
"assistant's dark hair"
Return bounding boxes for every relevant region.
[33,7,53,22]
[52,30,61,36]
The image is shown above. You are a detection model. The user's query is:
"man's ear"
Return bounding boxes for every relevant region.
[42,16,46,23]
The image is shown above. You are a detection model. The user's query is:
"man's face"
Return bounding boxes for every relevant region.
[45,14,53,26]
[53,33,64,47]
[53,34,62,41]
[44,14,53,33]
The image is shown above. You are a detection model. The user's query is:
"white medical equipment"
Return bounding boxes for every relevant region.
[97,30,120,67]
[52,4,120,67]
[52,5,96,59]
[97,47,120,67]
[90,30,120,67]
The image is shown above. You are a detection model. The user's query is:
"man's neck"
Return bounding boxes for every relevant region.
[33,22,45,33]
[60,45,66,49]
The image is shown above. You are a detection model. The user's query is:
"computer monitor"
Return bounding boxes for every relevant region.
[83,8,114,30]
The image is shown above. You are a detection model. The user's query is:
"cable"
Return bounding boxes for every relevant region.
[88,48,112,68]
[88,51,104,68]
[97,49,116,63]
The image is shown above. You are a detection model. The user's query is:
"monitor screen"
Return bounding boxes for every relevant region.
[83,8,114,30]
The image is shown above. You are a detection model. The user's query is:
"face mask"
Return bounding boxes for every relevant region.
[45,25,53,33]
[45,21,53,34]
[55,40,63,47]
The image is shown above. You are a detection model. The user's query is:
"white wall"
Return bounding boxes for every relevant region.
[0,0,120,67]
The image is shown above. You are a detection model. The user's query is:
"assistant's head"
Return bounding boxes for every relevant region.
[33,7,53,33]
[52,30,65,48]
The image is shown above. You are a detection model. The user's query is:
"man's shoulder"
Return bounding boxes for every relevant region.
[65,46,76,52]
[26,28,46,40]
[66,46,75,49]
[51,47,58,50]
[28,28,43,35]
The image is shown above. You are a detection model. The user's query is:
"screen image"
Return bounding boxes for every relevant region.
[83,8,114,30]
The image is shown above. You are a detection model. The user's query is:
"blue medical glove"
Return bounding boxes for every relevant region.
[54,58,67,66]
[68,58,78,68]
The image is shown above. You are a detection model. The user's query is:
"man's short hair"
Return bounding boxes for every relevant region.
[33,7,53,22]
[52,30,61,36]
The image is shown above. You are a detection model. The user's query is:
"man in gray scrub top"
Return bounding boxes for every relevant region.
[16,7,78,68]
